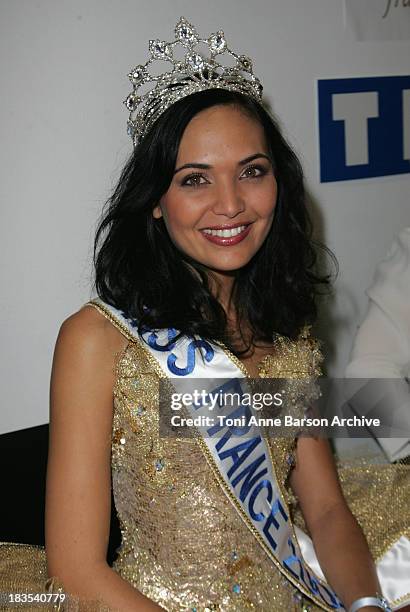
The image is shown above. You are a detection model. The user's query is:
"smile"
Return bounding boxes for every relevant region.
[202,225,248,237]
[199,223,252,246]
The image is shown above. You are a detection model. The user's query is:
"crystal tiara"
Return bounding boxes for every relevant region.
[124,16,263,147]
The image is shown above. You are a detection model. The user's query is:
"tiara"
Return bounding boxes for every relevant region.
[124,16,263,147]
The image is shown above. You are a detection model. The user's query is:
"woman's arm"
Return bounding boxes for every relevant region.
[289,435,382,612]
[45,307,164,611]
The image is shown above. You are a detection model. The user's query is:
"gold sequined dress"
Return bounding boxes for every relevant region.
[0,302,409,612]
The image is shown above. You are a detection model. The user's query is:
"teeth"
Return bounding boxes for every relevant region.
[202,225,248,237]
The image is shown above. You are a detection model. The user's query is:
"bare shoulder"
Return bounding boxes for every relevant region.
[50,305,130,405]
[56,304,129,359]
[49,304,131,451]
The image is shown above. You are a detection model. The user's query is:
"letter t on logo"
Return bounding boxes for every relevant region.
[332,92,379,165]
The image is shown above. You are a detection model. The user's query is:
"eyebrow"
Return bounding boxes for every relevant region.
[173,153,273,175]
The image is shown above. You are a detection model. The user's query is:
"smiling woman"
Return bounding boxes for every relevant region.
[92,86,327,354]
[151,105,278,310]
[1,16,409,612]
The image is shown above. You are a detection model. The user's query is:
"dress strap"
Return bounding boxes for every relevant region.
[85,298,141,343]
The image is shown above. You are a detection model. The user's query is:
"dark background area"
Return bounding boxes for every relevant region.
[0,424,121,566]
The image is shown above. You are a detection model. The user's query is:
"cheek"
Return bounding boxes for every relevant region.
[159,200,196,249]
[253,182,278,218]
[160,197,181,227]
[162,192,205,230]
[163,208,191,233]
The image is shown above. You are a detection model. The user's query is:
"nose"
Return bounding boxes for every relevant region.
[211,179,246,218]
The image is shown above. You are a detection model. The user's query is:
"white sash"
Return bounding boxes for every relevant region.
[89,299,410,611]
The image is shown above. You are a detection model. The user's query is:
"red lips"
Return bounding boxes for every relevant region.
[200,224,252,246]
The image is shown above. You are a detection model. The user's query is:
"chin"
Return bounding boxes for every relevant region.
[203,257,254,273]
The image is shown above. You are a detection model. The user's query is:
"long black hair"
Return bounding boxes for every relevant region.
[94,89,336,354]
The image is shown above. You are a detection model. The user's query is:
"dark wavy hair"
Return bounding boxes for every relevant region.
[94,89,335,354]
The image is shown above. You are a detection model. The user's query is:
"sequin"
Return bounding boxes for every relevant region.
[154,458,165,471]
[232,584,241,594]
[112,428,125,444]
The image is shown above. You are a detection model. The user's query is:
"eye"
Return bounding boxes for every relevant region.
[181,173,209,187]
[241,164,267,179]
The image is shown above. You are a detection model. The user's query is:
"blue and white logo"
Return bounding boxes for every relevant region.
[318,75,410,182]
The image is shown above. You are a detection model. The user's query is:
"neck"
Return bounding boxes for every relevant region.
[206,270,255,351]
[189,263,251,344]
[194,267,274,354]
[207,269,238,320]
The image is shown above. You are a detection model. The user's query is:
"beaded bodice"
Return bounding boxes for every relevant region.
[107,325,323,612]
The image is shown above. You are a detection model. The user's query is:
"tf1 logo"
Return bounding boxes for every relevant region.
[317,75,410,182]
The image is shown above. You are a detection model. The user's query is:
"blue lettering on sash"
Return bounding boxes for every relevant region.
[215,429,232,451]
[314,582,343,609]
[207,404,252,438]
[283,540,305,581]
[144,328,178,351]
[218,437,261,479]
[167,339,214,376]
[204,378,253,435]
[262,498,288,551]
[248,479,272,521]
[190,379,235,412]
[283,539,315,597]
[247,484,288,551]
[194,378,244,411]
[231,454,268,502]
[283,538,342,609]
[141,327,214,375]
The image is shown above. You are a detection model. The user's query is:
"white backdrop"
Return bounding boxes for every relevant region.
[1,0,409,438]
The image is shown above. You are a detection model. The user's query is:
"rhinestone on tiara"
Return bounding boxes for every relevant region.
[124,16,263,147]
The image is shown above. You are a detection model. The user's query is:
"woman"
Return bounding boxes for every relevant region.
[1,16,409,612]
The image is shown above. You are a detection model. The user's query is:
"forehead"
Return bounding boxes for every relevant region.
[176,105,268,162]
